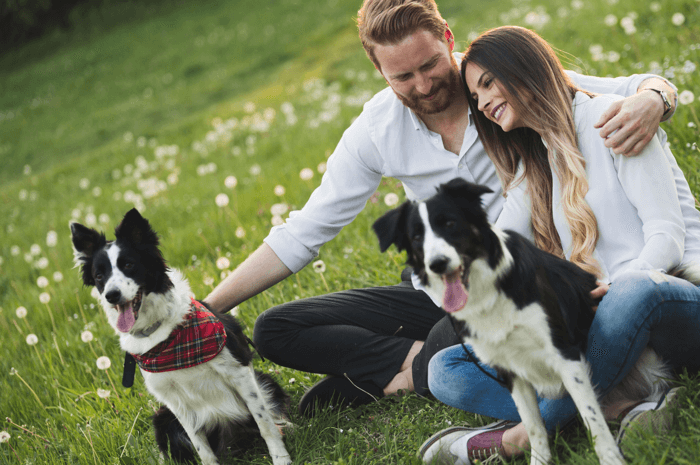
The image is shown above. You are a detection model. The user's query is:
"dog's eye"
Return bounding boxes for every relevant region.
[124,262,134,270]
[95,273,103,282]
[446,220,456,229]
[412,234,423,242]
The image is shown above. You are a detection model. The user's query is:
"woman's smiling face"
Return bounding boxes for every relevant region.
[464,62,527,132]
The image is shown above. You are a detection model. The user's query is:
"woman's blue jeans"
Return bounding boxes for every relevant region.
[427,270,700,432]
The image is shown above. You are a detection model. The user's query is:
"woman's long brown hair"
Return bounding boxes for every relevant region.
[462,26,600,277]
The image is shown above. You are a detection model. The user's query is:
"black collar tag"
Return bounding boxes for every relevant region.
[122,352,136,388]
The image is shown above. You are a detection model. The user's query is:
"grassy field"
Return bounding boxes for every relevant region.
[1,0,699,463]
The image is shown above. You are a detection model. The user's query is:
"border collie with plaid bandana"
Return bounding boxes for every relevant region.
[71,209,291,465]
[372,178,687,465]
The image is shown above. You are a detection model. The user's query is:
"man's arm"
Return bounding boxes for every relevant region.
[203,243,292,312]
[594,77,678,157]
[569,71,678,157]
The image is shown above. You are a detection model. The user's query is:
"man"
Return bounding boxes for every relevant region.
[204,0,680,424]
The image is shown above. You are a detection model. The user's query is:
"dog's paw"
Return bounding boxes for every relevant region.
[271,454,292,465]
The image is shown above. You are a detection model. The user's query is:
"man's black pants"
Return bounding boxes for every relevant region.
[253,269,461,396]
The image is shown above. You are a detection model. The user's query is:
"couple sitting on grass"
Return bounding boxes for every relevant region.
[203,0,700,463]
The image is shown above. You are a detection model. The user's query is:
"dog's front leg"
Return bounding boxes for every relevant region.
[175,414,219,465]
[560,360,625,465]
[510,377,551,465]
[237,366,291,465]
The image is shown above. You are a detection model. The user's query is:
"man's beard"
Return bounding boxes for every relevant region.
[395,65,461,116]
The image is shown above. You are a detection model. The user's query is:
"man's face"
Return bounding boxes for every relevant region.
[374,29,460,115]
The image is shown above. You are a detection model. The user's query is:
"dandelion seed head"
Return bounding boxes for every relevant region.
[225,175,238,189]
[216,257,231,270]
[249,164,261,176]
[53,271,64,282]
[79,178,90,190]
[604,14,618,26]
[30,244,42,256]
[650,2,660,12]
[215,193,230,207]
[274,185,286,196]
[679,90,695,105]
[270,203,288,216]
[203,276,215,286]
[313,260,326,273]
[0,431,10,443]
[26,334,38,346]
[97,389,110,399]
[96,356,111,370]
[672,13,685,26]
[39,292,51,304]
[46,230,58,247]
[384,193,400,207]
[11,245,20,256]
[271,215,284,226]
[16,306,27,318]
[235,227,246,238]
[300,168,314,181]
[37,276,49,288]
[317,162,327,174]
[35,257,49,270]
[81,331,94,343]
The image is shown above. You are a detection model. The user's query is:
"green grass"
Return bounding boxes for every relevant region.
[1,0,699,463]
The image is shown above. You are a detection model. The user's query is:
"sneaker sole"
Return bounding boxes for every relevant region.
[417,419,515,459]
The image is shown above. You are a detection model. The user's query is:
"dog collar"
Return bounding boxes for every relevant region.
[129,299,227,373]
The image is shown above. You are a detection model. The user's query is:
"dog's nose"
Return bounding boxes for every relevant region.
[429,256,450,274]
[105,290,122,304]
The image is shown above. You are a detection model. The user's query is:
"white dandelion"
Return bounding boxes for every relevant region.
[53,271,63,283]
[300,168,314,181]
[313,260,326,273]
[81,331,94,343]
[97,389,111,399]
[235,227,246,239]
[39,292,51,304]
[46,231,58,247]
[0,431,10,443]
[274,185,286,196]
[679,90,695,105]
[384,193,400,207]
[216,257,231,270]
[16,306,27,319]
[225,175,238,189]
[215,193,230,207]
[672,13,685,26]
[37,276,49,288]
[96,356,111,370]
[26,334,38,346]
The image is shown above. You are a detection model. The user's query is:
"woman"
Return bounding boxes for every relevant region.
[419,26,700,464]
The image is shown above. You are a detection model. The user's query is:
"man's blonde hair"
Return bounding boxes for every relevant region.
[357,0,448,71]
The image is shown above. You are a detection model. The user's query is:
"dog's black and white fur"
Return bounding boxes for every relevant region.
[373,178,690,465]
[71,209,291,465]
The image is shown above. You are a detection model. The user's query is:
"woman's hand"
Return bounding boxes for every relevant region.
[590,281,609,313]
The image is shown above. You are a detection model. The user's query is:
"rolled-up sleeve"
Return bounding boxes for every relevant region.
[567,71,677,97]
[264,111,383,272]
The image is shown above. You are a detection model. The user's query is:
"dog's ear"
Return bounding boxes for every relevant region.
[70,222,106,286]
[440,178,493,222]
[373,201,412,253]
[115,208,159,246]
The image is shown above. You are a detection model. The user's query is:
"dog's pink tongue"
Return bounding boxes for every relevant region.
[443,273,468,313]
[116,304,136,332]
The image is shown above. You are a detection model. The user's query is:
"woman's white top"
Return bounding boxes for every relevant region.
[496,91,700,284]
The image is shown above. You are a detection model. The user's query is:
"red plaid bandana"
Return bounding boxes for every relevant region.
[131,299,227,373]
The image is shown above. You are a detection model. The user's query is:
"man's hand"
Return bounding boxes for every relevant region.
[594,90,665,157]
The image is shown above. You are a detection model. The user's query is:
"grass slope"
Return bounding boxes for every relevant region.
[1,0,699,463]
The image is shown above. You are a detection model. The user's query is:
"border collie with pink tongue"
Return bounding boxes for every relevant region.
[373,178,677,465]
[71,208,291,465]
